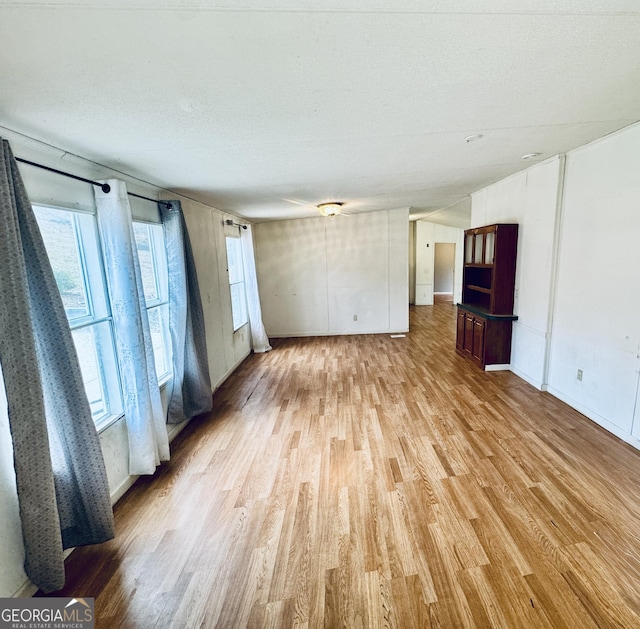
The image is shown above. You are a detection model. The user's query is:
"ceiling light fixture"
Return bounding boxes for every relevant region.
[318,202,343,217]
[521,152,541,160]
[464,134,483,143]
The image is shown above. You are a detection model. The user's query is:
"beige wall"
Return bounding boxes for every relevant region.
[254,209,409,336]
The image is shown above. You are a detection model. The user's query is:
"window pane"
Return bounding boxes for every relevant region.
[230,282,248,331]
[226,237,244,284]
[148,305,169,379]
[133,223,158,303]
[149,223,169,303]
[34,206,90,320]
[226,237,247,331]
[72,321,121,422]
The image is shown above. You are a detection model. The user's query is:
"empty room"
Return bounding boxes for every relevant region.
[2,2,640,627]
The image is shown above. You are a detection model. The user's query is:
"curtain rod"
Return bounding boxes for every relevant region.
[225,219,247,230]
[16,157,172,208]
[128,191,172,209]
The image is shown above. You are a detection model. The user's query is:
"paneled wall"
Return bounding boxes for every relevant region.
[471,121,640,450]
[254,209,409,336]
[547,125,640,441]
[471,157,562,389]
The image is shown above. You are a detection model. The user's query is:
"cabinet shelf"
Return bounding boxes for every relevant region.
[461,224,518,316]
[466,284,491,295]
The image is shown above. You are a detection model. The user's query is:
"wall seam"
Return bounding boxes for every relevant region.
[388,211,391,329]
[541,154,567,388]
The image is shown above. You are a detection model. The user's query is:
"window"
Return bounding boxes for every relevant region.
[133,222,172,382]
[33,205,122,428]
[226,236,248,331]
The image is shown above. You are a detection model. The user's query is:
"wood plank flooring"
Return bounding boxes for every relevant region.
[42,302,640,628]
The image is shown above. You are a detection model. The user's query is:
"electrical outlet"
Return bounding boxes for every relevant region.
[577,369,583,381]
[353,314,358,321]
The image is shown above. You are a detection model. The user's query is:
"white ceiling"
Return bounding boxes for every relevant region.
[2,1,640,225]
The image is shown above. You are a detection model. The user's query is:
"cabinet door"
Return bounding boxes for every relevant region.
[484,230,495,264]
[464,313,475,353]
[473,233,485,264]
[456,309,466,350]
[465,233,474,264]
[472,317,485,363]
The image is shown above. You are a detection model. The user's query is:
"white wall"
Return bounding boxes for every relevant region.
[471,157,563,389]
[0,129,250,597]
[177,199,251,385]
[547,125,640,443]
[414,221,464,305]
[471,121,640,451]
[254,209,409,336]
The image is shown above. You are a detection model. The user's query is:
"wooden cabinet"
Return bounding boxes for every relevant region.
[457,223,518,370]
[456,309,465,351]
[463,311,475,353]
[472,316,485,362]
[456,306,516,369]
[461,224,518,315]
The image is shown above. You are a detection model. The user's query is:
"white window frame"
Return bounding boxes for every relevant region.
[225,235,248,332]
[133,221,172,384]
[33,204,123,431]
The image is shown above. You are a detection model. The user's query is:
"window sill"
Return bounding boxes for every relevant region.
[96,374,173,435]
[158,372,173,388]
[233,322,249,334]
[96,412,125,435]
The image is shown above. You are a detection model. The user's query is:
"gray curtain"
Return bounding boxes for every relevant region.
[0,138,114,593]
[160,200,212,423]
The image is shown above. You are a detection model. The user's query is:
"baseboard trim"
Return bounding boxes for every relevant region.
[485,363,511,372]
[510,366,545,391]
[546,386,640,451]
[268,329,410,338]
[110,474,139,506]
[13,580,37,598]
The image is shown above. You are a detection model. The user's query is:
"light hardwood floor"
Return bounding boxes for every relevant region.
[43,302,640,628]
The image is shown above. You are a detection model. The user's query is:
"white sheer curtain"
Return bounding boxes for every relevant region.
[240,225,271,353]
[94,180,169,475]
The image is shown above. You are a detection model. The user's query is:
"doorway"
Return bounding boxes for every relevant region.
[434,242,455,303]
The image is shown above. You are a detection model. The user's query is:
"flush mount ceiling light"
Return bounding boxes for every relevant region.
[521,152,541,160]
[318,202,343,217]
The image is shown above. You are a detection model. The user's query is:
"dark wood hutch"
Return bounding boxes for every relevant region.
[456,223,518,370]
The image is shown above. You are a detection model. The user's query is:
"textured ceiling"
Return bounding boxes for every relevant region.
[2,1,640,224]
